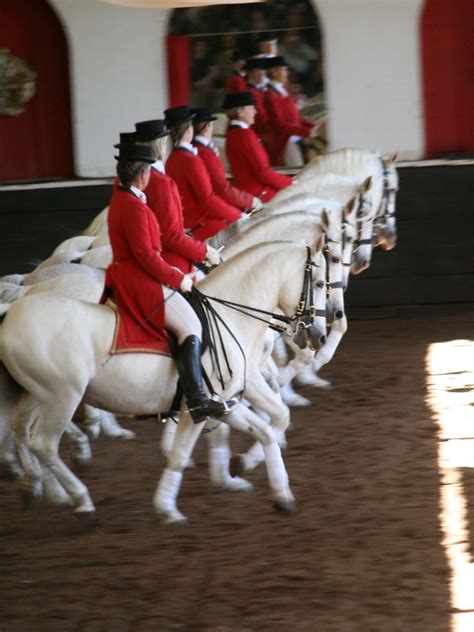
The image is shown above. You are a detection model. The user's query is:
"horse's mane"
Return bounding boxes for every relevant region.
[82,207,109,236]
[272,173,360,206]
[221,210,326,260]
[299,148,378,180]
[198,240,303,295]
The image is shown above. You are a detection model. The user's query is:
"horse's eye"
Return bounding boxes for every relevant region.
[332,257,340,264]
[316,281,324,288]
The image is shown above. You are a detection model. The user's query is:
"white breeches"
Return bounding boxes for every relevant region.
[284,141,305,168]
[162,287,202,345]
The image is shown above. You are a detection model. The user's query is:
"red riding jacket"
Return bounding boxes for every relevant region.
[193,139,254,211]
[107,186,183,335]
[225,124,292,202]
[144,166,206,274]
[166,146,241,241]
[264,84,314,166]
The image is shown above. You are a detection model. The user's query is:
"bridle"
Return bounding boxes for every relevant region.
[195,246,324,336]
[373,162,397,231]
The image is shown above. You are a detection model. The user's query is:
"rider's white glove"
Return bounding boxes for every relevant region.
[205,244,221,266]
[251,197,264,211]
[179,274,194,293]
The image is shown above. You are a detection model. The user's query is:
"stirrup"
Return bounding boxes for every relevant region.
[187,398,233,424]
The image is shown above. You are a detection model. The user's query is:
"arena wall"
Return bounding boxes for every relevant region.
[50,0,426,177]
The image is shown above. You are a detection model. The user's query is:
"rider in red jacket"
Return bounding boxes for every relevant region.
[223,91,293,202]
[133,118,220,274]
[165,106,242,242]
[107,141,228,423]
[191,107,262,213]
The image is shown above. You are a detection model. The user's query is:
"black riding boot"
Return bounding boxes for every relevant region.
[175,335,229,424]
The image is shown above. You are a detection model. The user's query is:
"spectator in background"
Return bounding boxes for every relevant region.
[245,57,270,144]
[225,50,247,93]
[257,32,278,58]
[279,31,317,96]
[190,40,218,107]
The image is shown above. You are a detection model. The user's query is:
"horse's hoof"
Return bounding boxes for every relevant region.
[229,454,246,478]
[160,509,188,525]
[218,477,253,492]
[21,487,42,509]
[74,510,98,528]
[85,425,101,440]
[282,393,311,407]
[0,461,23,481]
[273,495,295,515]
[118,429,136,440]
[73,455,92,471]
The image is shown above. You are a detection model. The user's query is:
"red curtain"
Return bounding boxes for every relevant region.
[166,35,190,106]
[0,0,74,181]
[421,0,474,157]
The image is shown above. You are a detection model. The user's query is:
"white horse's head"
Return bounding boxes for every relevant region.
[374,151,399,251]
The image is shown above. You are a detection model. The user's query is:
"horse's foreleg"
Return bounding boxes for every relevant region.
[312,315,347,374]
[153,408,205,524]
[226,404,294,514]
[205,421,253,492]
[232,369,290,477]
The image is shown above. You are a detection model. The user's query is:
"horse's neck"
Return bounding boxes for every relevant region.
[199,243,304,355]
[222,212,325,261]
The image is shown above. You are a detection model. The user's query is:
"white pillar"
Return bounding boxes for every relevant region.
[313,0,425,159]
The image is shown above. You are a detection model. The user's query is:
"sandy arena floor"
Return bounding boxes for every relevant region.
[1,308,473,632]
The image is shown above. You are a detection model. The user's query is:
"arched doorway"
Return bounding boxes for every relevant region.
[421,0,474,157]
[0,0,74,182]
[167,1,325,118]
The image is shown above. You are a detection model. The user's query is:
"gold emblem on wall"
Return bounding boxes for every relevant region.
[0,47,37,116]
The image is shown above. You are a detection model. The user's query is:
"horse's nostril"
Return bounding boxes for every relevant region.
[319,335,326,345]
[335,310,344,320]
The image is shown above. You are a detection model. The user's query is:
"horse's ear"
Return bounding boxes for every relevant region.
[360,176,372,193]
[389,150,399,164]
[321,207,331,231]
[344,197,357,218]
[311,232,326,255]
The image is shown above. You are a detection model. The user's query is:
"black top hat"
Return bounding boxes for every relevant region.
[259,32,278,43]
[191,108,218,125]
[231,49,245,62]
[164,106,196,127]
[244,57,269,71]
[113,132,136,149]
[114,143,155,163]
[265,55,288,69]
[134,119,169,142]
[222,91,257,110]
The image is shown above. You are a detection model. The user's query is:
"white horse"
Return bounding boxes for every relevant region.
[0,241,322,523]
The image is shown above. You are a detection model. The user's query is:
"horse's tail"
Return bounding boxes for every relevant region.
[0,274,25,285]
[0,303,12,324]
[0,284,28,303]
[82,207,109,236]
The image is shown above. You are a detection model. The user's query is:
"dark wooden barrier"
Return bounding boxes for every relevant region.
[0,166,473,310]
